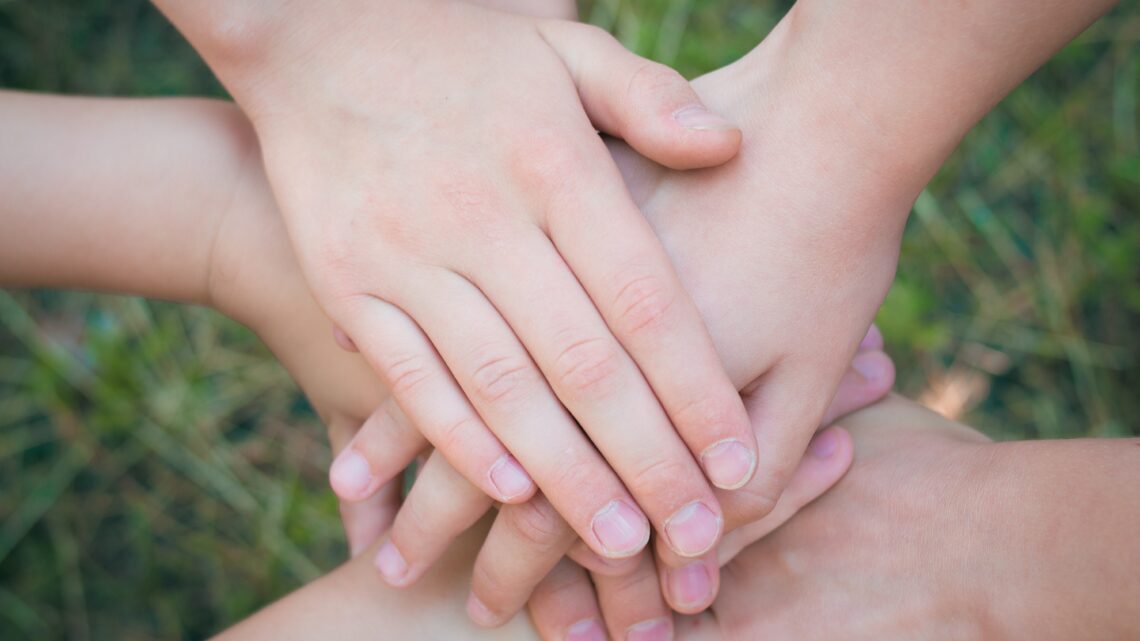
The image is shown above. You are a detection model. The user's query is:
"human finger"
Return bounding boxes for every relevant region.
[467,493,577,626]
[527,559,608,641]
[376,449,493,587]
[471,224,727,559]
[393,267,654,560]
[335,293,538,505]
[328,398,428,502]
[594,552,674,641]
[539,20,741,170]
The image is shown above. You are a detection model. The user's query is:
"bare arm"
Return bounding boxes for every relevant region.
[218,395,1140,640]
[0,91,250,304]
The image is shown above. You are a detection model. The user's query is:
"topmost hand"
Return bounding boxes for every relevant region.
[156,0,754,562]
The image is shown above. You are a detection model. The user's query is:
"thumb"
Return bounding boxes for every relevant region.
[539,20,741,170]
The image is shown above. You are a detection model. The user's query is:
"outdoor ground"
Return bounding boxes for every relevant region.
[1,0,1137,638]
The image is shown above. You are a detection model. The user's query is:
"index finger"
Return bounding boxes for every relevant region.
[545,140,757,492]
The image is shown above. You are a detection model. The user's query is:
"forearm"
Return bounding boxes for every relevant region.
[214,518,541,641]
[0,92,251,305]
[981,437,1140,639]
[744,0,1116,204]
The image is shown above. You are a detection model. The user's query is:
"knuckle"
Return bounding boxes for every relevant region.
[508,130,582,195]
[469,352,536,406]
[435,416,484,455]
[383,353,434,396]
[626,61,686,102]
[438,177,513,246]
[612,273,676,336]
[551,335,624,400]
[504,499,570,552]
[626,455,694,501]
[670,395,741,437]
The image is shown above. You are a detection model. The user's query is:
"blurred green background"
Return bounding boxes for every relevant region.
[1,0,1137,638]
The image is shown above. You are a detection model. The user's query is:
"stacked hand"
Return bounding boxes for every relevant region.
[178,0,778,574]
[163,0,916,631]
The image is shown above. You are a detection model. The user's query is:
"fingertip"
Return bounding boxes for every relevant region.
[700,438,758,491]
[467,591,504,628]
[673,104,737,131]
[851,350,896,395]
[806,425,854,474]
[329,448,379,501]
[374,539,411,586]
[487,453,538,503]
[859,323,885,351]
[641,120,743,171]
[662,558,717,614]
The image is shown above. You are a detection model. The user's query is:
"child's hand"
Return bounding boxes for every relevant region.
[182,0,757,565]
[348,327,892,629]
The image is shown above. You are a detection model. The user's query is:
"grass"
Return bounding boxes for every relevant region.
[1,0,1138,638]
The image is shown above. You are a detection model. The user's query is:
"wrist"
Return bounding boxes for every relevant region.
[707,12,939,223]
[201,131,306,335]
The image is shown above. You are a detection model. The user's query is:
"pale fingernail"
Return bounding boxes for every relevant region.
[591,500,650,557]
[673,104,735,130]
[668,561,712,609]
[809,428,840,459]
[700,439,757,490]
[566,618,606,641]
[859,325,883,350]
[627,617,672,641]
[488,454,534,501]
[467,592,500,627]
[664,501,722,557]
[852,352,887,382]
[330,449,373,499]
[374,540,409,585]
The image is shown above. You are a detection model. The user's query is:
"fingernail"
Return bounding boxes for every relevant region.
[852,352,886,382]
[627,617,672,641]
[664,501,722,557]
[668,561,712,609]
[488,454,534,501]
[566,618,607,641]
[700,439,757,490]
[859,325,883,350]
[591,499,650,557]
[673,104,735,130]
[374,540,408,585]
[330,449,373,499]
[467,592,500,627]
[809,428,840,459]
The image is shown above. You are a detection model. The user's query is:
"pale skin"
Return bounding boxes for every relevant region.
[219,394,1140,641]
[147,0,762,574]
[340,0,1127,630]
[0,89,890,633]
[2,87,1136,639]
[162,0,1126,626]
[330,0,1127,630]
[0,0,1121,629]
